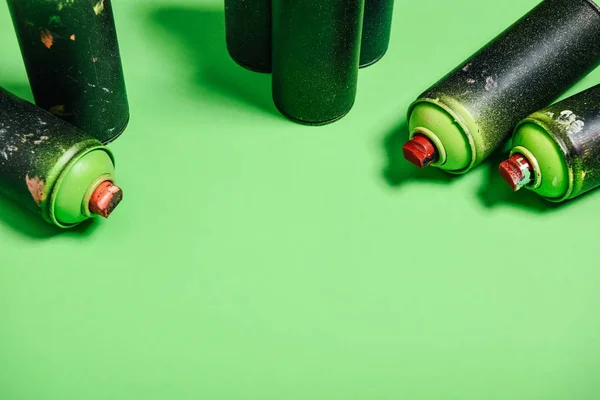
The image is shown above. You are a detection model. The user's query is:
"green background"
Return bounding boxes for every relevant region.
[1,0,600,398]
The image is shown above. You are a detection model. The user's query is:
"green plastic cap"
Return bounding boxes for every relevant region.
[510,122,570,200]
[408,102,472,172]
[51,148,117,227]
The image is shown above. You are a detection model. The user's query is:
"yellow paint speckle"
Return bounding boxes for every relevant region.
[93,0,105,15]
[49,105,67,116]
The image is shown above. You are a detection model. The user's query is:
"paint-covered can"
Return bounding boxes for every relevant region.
[0,88,123,228]
[500,84,600,202]
[403,0,600,174]
[272,0,365,125]
[225,0,271,72]
[7,0,129,144]
[360,0,394,67]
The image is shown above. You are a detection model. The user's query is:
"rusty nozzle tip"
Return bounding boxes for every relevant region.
[402,134,439,168]
[499,154,533,192]
[89,181,123,218]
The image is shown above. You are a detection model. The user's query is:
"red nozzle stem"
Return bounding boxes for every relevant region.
[402,134,439,168]
[89,181,123,218]
[499,154,534,192]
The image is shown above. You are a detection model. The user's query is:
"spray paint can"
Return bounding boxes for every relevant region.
[0,88,122,228]
[403,0,600,174]
[360,0,394,67]
[499,84,600,202]
[272,0,365,125]
[7,0,129,144]
[225,0,271,72]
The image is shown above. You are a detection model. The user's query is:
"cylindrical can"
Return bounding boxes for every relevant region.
[224,0,271,72]
[7,0,129,144]
[0,88,123,228]
[500,84,600,202]
[272,0,365,125]
[360,0,394,67]
[403,0,600,174]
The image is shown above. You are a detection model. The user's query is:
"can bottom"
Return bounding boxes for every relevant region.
[359,48,388,69]
[274,101,354,126]
[227,49,272,74]
[101,113,131,145]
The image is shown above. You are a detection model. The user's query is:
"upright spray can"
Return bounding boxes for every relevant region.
[272,0,365,125]
[403,0,600,174]
[0,88,122,228]
[360,0,394,67]
[500,84,600,202]
[7,0,129,144]
[224,0,271,72]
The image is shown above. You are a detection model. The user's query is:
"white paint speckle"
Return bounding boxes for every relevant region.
[485,76,498,91]
[556,110,585,135]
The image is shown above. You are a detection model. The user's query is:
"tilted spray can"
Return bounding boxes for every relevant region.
[403,0,600,174]
[0,88,122,228]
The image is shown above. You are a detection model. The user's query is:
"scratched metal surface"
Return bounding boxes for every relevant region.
[7,0,129,143]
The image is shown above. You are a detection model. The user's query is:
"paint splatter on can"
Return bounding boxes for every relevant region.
[404,0,600,174]
[7,0,129,144]
[272,0,365,125]
[0,88,122,228]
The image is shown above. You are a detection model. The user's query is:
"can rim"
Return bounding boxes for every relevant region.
[42,139,115,228]
[584,0,600,14]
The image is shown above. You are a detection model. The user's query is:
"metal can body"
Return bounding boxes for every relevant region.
[408,0,600,174]
[0,88,114,227]
[272,0,365,125]
[7,0,129,144]
[225,0,272,72]
[360,0,394,67]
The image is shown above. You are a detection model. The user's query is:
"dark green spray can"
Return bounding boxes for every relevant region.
[0,88,122,228]
[7,0,129,144]
[500,84,600,202]
[360,0,394,67]
[403,0,600,174]
[224,0,271,72]
[272,0,365,125]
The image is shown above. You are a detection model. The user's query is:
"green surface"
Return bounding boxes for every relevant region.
[1,0,600,398]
